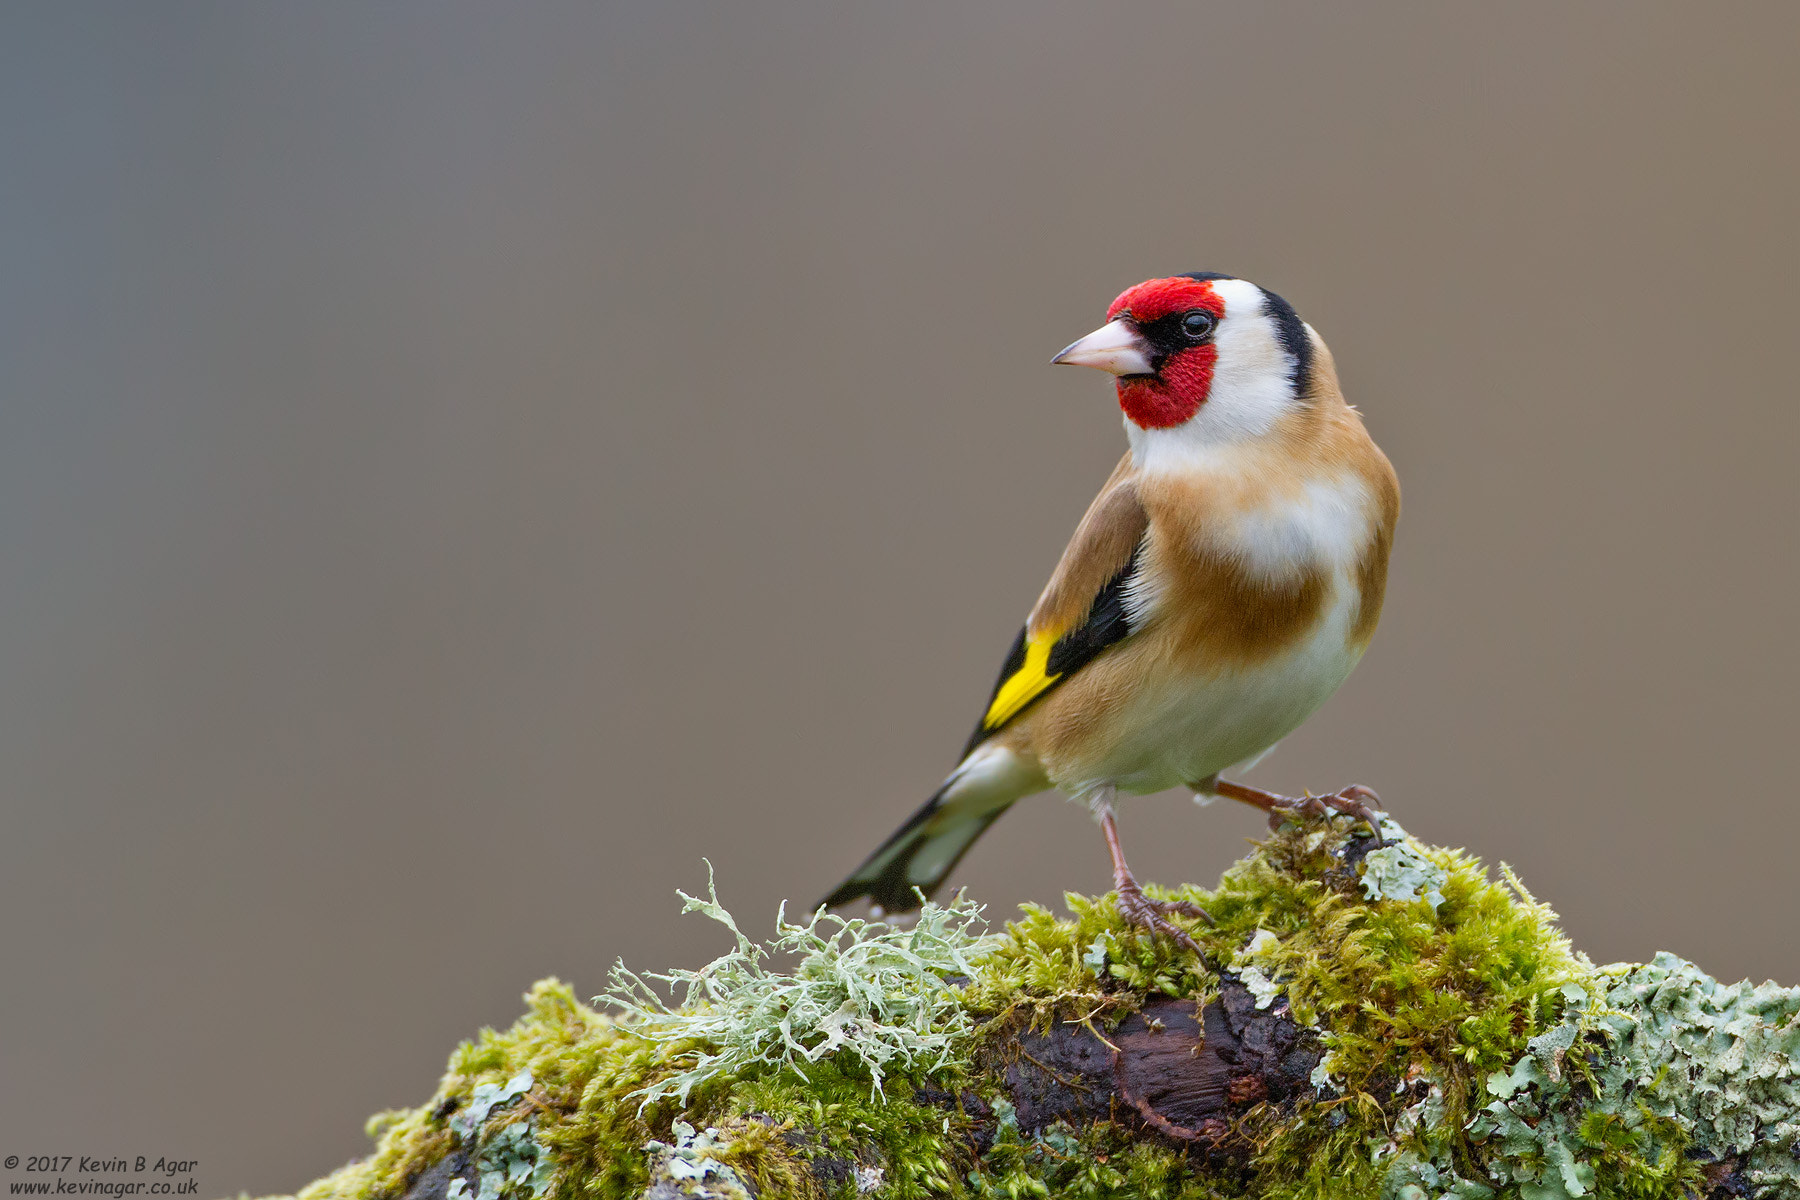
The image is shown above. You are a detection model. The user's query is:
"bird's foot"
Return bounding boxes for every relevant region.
[1266,785,1385,840]
[1113,875,1212,951]
[1210,778,1387,841]
[1093,789,1211,950]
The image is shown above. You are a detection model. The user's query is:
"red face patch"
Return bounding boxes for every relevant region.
[1104,277,1228,430]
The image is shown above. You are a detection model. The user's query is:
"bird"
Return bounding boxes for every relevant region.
[818,272,1399,947]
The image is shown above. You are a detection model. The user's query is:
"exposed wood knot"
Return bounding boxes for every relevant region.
[992,977,1321,1152]
[1109,977,1322,1146]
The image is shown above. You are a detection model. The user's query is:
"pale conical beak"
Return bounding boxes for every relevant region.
[1052,318,1155,377]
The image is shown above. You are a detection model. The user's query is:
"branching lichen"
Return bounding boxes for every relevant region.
[604,862,990,1104]
[282,820,1800,1200]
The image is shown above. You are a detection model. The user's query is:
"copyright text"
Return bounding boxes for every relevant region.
[3,1157,197,1197]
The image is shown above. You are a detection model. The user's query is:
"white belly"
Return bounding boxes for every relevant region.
[1063,570,1366,796]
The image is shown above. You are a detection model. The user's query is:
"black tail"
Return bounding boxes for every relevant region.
[817,749,1036,912]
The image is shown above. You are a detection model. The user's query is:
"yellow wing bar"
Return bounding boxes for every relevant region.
[980,628,1063,731]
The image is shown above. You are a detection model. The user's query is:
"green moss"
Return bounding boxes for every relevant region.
[283,820,1799,1200]
[965,887,1213,1031]
[1206,827,1592,1193]
[967,816,1591,1193]
[728,1057,970,1197]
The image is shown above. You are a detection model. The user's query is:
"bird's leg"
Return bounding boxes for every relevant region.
[1090,789,1211,950]
[1210,778,1386,841]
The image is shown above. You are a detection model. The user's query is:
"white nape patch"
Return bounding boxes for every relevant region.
[1221,472,1374,582]
[1128,278,1302,472]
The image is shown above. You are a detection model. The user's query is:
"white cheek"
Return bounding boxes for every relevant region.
[1194,280,1297,442]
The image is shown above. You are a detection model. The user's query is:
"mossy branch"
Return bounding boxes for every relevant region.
[282,819,1800,1200]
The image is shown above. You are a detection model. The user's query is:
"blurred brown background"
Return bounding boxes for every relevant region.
[1,2,1796,1194]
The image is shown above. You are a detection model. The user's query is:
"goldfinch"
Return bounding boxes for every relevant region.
[820,273,1399,946]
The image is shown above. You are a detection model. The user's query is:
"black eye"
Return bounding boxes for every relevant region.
[1180,310,1216,340]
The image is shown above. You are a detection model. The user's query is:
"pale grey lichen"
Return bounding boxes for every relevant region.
[1358,818,1448,911]
[967,1098,1131,1198]
[604,862,990,1104]
[448,1070,534,1142]
[1236,930,1289,1010]
[1308,1052,1341,1095]
[445,1070,557,1200]
[639,1122,753,1200]
[1081,935,1110,974]
[1381,954,1800,1200]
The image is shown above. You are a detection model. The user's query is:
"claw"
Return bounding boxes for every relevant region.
[1325,785,1385,838]
[1114,879,1209,951]
[1213,778,1386,841]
